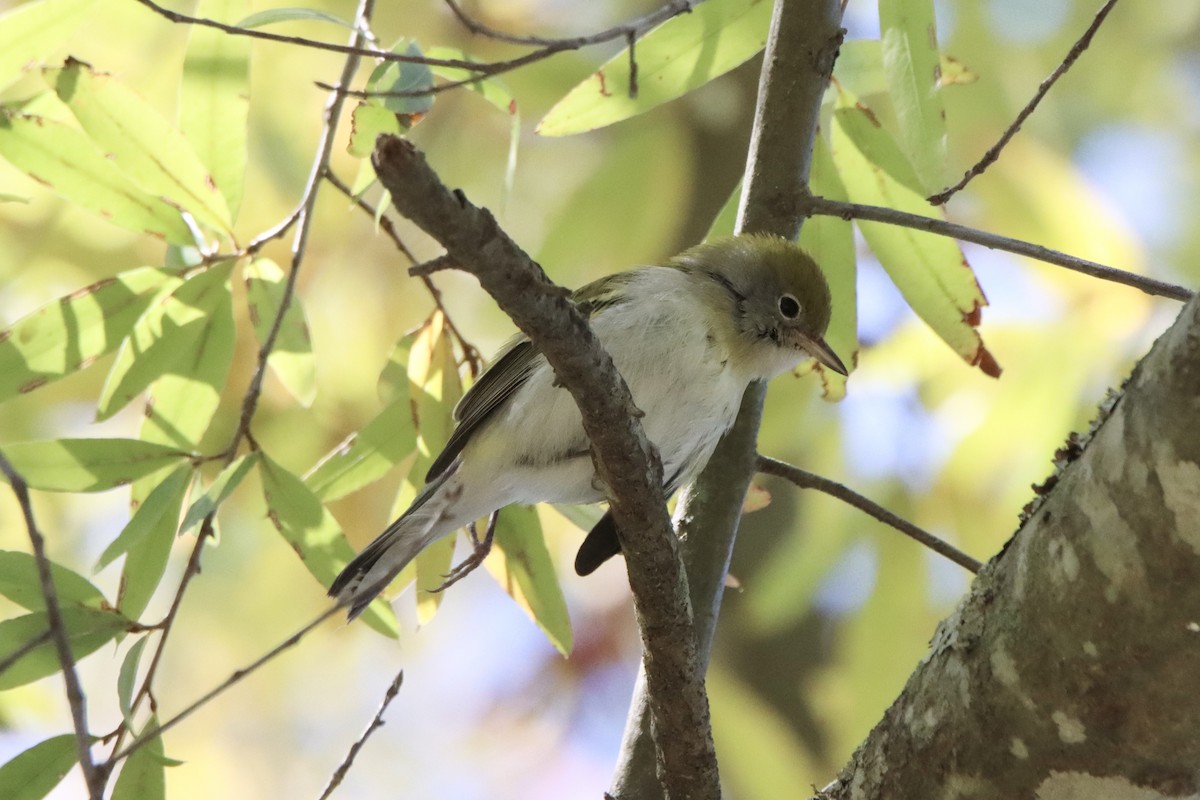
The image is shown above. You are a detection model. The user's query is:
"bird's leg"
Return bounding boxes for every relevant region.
[431,510,499,593]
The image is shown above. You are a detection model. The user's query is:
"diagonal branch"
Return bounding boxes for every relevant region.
[755,455,982,573]
[370,134,719,800]
[318,668,405,800]
[0,452,102,800]
[802,195,1192,301]
[929,0,1122,205]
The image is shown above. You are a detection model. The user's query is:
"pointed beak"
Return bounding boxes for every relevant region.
[800,334,848,376]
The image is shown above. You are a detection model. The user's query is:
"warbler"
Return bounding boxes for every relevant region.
[331,234,847,619]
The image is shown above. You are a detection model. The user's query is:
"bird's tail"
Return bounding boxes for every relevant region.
[329,472,455,620]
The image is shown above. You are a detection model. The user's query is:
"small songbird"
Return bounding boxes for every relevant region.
[330,234,847,619]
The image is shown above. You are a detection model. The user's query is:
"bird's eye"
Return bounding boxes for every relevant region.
[778,294,801,319]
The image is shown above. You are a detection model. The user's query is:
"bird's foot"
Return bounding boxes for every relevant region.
[431,511,499,593]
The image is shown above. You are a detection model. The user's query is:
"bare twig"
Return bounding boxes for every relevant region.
[317,669,405,800]
[109,604,343,766]
[0,452,102,799]
[802,195,1192,302]
[929,0,1122,205]
[408,254,460,277]
[755,455,983,574]
[323,171,484,376]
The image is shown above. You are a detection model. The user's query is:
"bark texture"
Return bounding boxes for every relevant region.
[823,294,1200,799]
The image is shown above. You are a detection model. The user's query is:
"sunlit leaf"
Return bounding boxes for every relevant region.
[832,39,887,99]
[0,606,130,690]
[304,398,417,502]
[179,453,259,536]
[347,103,403,158]
[377,327,418,403]
[0,438,189,493]
[537,0,772,136]
[236,6,353,29]
[244,257,316,407]
[830,93,997,376]
[49,60,233,237]
[0,111,193,243]
[259,453,399,638]
[0,734,78,800]
[0,551,105,612]
[116,636,148,728]
[97,261,236,423]
[0,193,30,203]
[0,0,94,92]
[798,134,857,399]
[938,54,977,86]
[112,719,165,800]
[97,465,190,618]
[0,266,178,404]
[487,505,573,656]
[879,0,948,191]
[181,0,251,221]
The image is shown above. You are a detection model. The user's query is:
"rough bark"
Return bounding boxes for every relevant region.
[822,293,1200,799]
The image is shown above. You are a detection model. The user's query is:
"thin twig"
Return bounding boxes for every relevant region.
[0,452,103,799]
[137,0,698,101]
[929,0,1122,205]
[408,254,460,277]
[323,171,484,376]
[317,669,405,800]
[802,195,1192,302]
[756,455,983,574]
[0,629,54,677]
[109,605,344,766]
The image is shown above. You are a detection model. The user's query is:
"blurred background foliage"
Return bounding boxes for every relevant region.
[0,0,1197,797]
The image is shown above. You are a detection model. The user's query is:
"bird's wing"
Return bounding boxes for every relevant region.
[424,271,638,483]
[425,334,538,482]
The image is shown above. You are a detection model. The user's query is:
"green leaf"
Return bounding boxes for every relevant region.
[0,734,78,800]
[236,6,354,29]
[0,438,189,492]
[0,266,179,404]
[116,636,148,728]
[489,505,572,655]
[377,327,418,403]
[181,0,251,221]
[112,719,165,800]
[347,103,404,158]
[366,40,434,117]
[97,261,235,423]
[0,0,94,92]
[259,453,399,638]
[0,192,30,203]
[98,466,190,619]
[0,551,105,612]
[537,0,772,136]
[50,59,233,238]
[879,0,948,191]
[179,453,259,536]
[832,39,887,99]
[0,111,193,243]
[243,257,316,407]
[798,134,857,398]
[304,396,417,502]
[0,606,130,690]
[830,94,997,376]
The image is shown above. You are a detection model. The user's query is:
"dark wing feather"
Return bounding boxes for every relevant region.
[425,336,539,481]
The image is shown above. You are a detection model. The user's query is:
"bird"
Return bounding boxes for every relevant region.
[330,233,847,619]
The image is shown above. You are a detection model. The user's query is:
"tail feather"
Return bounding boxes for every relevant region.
[330,470,457,620]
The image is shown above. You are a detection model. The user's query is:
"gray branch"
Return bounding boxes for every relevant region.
[608,0,845,796]
[822,293,1200,796]
[370,136,719,799]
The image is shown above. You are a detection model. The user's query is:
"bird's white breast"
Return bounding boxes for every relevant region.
[461,267,751,510]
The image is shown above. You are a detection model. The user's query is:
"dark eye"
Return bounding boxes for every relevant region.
[778,294,801,319]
